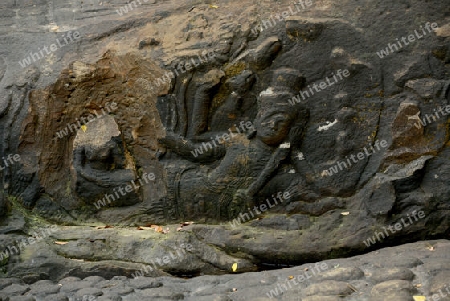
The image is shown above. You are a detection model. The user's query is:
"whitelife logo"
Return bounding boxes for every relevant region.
[251,0,314,35]
[409,104,450,129]
[131,243,193,278]
[0,154,21,171]
[323,139,388,177]
[190,121,255,158]
[265,263,329,298]
[18,31,81,68]
[53,102,118,141]
[0,225,58,262]
[429,283,450,301]
[363,210,426,247]
[136,50,217,93]
[93,172,155,209]
[287,69,350,105]
[376,22,438,58]
[229,190,291,228]
[116,0,153,16]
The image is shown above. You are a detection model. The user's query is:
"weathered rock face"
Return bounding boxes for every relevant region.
[0,0,449,284]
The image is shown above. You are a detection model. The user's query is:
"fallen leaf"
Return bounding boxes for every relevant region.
[413,296,426,301]
[81,125,87,132]
[232,263,238,272]
[137,226,153,230]
[54,241,68,245]
[96,225,113,229]
[288,276,294,280]
[209,4,219,8]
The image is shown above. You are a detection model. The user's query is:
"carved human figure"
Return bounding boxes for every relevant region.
[157,68,307,222]
[72,115,137,206]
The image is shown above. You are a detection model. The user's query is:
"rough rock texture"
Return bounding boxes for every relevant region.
[1,240,450,300]
[0,0,449,298]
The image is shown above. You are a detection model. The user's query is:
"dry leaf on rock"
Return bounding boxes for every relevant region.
[232,263,238,272]
[137,226,153,230]
[181,221,194,226]
[54,241,68,245]
[96,225,113,229]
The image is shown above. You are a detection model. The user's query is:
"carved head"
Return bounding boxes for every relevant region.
[270,67,305,93]
[254,94,296,146]
[254,68,304,146]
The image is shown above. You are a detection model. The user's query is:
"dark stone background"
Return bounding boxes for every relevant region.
[0,0,449,296]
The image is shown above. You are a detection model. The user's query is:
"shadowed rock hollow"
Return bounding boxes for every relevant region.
[0,0,449,300]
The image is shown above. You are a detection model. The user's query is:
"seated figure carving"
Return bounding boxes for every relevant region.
[72,115,138,207]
